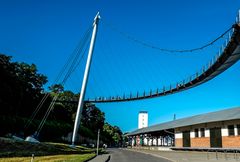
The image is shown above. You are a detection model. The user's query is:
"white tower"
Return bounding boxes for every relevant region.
[138,111,148,129]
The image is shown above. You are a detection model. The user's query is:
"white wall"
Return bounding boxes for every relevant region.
[144,138,148,145]
[175,132,182,139]
[221,127,228,136]
[190,131,195,138]
[205,129,210,137]
[235,126,238,136]
[153,138,157,145]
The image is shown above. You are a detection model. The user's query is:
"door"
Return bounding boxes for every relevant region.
[210,127,222,148]
[182,131,191,147]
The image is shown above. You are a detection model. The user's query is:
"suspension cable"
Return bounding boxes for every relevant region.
[103,20,233,53]
[24,93,50,129]
[54,25,92,84]
[35,94,59,137]
[24,25,92,132]
[61,33,91,85]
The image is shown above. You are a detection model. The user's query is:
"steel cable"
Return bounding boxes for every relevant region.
[103,20,233,53]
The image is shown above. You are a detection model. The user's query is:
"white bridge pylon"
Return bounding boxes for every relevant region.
[71,12,100,146]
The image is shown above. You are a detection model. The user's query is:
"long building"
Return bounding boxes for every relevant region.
[127,107,240,148]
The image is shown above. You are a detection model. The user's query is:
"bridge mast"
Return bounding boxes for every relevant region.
[71,12,100,146]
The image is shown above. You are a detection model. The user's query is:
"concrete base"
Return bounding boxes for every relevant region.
[25,136,40,143]
[12,135,24,141]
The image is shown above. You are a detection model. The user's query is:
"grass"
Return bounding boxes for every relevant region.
[0,153,95,162]
[0,137,95,157]
[0,137,97,161]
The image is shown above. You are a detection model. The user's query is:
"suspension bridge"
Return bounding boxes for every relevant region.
[56,19,240,103]
[23,11,240,146]
[88,22,240,103]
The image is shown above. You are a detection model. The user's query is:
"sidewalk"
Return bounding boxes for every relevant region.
[127,148,240,162]
[88,154,110,162]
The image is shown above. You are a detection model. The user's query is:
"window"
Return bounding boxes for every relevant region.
[237,124,240,135]
[194,129,199,138]
[200,128,205,137]
[228,125,235,136]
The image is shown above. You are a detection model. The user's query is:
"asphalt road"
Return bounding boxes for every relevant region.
[108,148,172,162]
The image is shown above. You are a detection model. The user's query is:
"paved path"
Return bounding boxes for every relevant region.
[108,148,172,162]
[130,148,240,162]
[89,148,240,162]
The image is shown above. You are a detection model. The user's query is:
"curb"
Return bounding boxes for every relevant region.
[105,155,111,162]
[84,154,97,162]
[85,154,110,162]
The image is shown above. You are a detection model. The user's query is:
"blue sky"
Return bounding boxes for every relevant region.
[0,0,240,133]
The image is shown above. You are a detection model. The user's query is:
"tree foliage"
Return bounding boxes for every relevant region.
[102,123,123,146]
[0,54,47,117]
[0,54,123,145]
[81,103,105,133]
[48,84,64,94]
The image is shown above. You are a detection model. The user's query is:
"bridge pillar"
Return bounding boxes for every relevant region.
[162,136,164,146]
[166,136,169,146]
[147,135,149,146]
[128,136,132,146]
[134,136,136,146]
[140,134,144,146]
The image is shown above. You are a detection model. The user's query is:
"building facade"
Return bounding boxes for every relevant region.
[175,119,240,148]
[128,107,240,149]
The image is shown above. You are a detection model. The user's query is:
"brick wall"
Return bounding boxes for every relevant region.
[222,136,240,148]
[191,137,210,147]
[175,139,182,147]
[176,136,240,148]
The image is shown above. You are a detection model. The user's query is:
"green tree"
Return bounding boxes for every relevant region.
[48,87,78,123]
[0,54,47,117]
[48,84,64,94]
[0,53,123,143]
[58,90,78,116]
[15,62,47,116]
[0,54,17,115]
[81,103,105,134]
[102,123,123,146]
